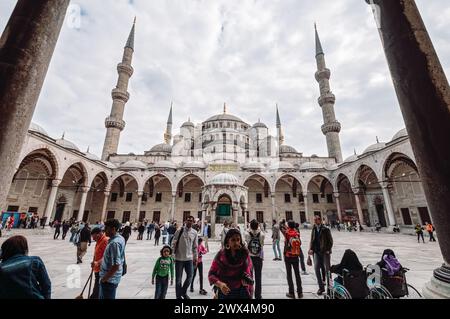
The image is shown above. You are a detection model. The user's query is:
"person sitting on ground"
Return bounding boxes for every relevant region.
[0,235,51,299]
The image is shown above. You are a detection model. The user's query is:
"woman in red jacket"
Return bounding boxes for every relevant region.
[208,228,254,299]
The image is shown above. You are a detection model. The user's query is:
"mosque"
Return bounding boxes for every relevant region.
[2,21,430,234]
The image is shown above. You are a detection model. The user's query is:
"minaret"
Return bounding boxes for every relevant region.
[276,104,284,146]
[101,18,136,161]
[164,103,173,144]
[315,24,343,163]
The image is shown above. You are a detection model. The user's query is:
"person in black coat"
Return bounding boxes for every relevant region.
[76,224,91,264]
[62,221,70,240]
[330,249,363,284]
[154,225,161,246]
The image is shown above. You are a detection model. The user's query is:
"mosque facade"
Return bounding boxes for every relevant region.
[2,22,430,234]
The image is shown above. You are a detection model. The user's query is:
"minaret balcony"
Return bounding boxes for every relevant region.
[318,92,336,106]
[321,121,341,135]
[117,63,134,77]
[105,117,126,131]
[111,88,130,102]
[315,68,331,82]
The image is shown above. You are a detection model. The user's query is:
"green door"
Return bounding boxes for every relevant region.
[217,204,231,217]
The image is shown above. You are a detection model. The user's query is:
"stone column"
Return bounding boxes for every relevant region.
[136,191,143,222]
[270,193,276,221]
[304,192,311,224]
[0,1,70,209]
[232,206,238,226]
[170,192,176,222]
[381,184,396,226]
[200,208,206,236]
[43,179,61,224]
[101,191,110,222]
[366,0,450,298]
[353,188,365,226]
[211,203,217,239]
[77,187,89,222]
[334,193,343,221]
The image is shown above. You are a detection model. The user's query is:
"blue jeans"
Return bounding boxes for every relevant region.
[99,282,118,299]
[175,260,194,299]
[272,239,281,259]
[155,276,169,299]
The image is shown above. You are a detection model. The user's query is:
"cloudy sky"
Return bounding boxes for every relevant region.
[1,1,449,159]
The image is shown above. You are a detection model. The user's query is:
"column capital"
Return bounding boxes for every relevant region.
[104,191,111,197]
[379,181,390,189]
[352,187,362,195]
[81,186,90,193]
[51,179,61,187]
[137,191,144,197]
[333,192,340,198]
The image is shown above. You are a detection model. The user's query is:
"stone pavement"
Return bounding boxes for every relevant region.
[0,227,441,299]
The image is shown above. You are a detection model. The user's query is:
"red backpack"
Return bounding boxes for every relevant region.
[286,230,301,257]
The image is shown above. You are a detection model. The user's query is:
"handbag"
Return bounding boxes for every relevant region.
[307,255,312,267]
[75,270,93,299]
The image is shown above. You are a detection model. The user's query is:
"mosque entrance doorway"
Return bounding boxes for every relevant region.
[216,195,232,223]
[376,204,387,227]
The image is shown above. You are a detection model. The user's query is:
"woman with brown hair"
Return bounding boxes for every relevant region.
[0,235,51,299]
[208,228,254,299]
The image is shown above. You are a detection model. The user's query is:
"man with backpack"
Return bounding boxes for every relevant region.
[245,219,265,299]
[281,220,303,299]
[425,222,436,242]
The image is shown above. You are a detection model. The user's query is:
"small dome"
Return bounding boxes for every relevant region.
[85,152,100,161]
[181,120,195,128]
[299,162,325,170]
[243,161,265,170]
[56,138,80,152]
[29,123,49,136]
[270,161,294,170]
[183,161,206,169]
[344,154,359,163]
[151,160,177,170]
[120,160,147,170]
[280,145,298,154]
[209,173,239,185]
[363,142,386,154]
[253,122,268,129]
[391,128,408,141]
[149,143,172,153]
[102,161,117,169]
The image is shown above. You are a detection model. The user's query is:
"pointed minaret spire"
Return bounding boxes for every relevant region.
[276,104,284,147]
[223,103,227,114]
[315,24,343,163]
[101,19,136,160]
[164,103,173,144]
[86,146,90,153]
[354,148,357,156]
[315,22,324,56]
[125,17,136,51]
[61,132,65,140]
[376,136,380,143]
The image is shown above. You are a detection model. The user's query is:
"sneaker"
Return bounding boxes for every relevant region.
[297,293,304,299]
[183,294,190,300]
[317,289,325,295]
[286,293,295,299]
[200,289,207,295]
[273,258,278,261]
[190,288,194,293]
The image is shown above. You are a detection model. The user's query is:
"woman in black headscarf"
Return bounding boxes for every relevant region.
[330,249,363,285]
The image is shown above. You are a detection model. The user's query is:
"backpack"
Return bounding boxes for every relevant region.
[286,233,301,257]
[247,232,262,256]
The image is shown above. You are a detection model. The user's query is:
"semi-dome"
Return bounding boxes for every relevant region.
[55,138,80,152]
[209,173,239,185]
[391,128,408,141]
[280,145,298,154]
[204,113,245,123]
[183,161,206,169]
[120,160,147,170]
[151,160,177,170]
[149,143,172,153]
[29,123,49,137]
[363,142,386,154]
[343,154,359,163]
[299,162,325,170]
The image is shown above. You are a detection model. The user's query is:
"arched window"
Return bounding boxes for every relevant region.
[14,170,28,194]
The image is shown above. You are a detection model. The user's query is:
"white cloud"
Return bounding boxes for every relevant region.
[0,0,449,159]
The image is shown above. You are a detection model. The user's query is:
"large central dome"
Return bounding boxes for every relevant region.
[204,113,246,123]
